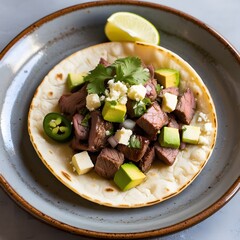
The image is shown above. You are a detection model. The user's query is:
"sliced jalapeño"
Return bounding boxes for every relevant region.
[43,112,72,142]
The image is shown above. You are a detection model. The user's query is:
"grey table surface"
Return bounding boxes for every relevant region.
[0,0,239,239]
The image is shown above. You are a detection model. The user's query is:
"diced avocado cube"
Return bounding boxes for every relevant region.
[67,73,86,91]
[102,101,126,123]
[182,125,201,144]
[159,127,180,148]
[114,162,146,191]
[154,68,180,88]
[162,92,178,113]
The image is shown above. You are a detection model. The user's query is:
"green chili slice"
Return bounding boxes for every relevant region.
[43,112,72,142]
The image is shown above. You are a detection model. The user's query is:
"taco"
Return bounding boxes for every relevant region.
[28,42,217,208]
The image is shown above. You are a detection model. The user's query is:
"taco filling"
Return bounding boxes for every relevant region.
[28,42,217,208]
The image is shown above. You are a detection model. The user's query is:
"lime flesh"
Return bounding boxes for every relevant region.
[105,12,160,45]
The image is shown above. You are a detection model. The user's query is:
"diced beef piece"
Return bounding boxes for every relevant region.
[133,124,157,141]
[167,113,179,129]
[117,136,149,162]
[133,124,156,141]
[126,99,136,118]
[88,111,113,152]
[143,65,158,101]
[94,148,124,179]
[99,57,111,67]
[58,84,87,115]
[145,78,158,101]
[154,143,179,166]
[70,136,90,152]
[88,152,98,165]
[159,87,179,98]
[139,146,155,173]
[174,88,196,124]
[136,102,168,138]
[146,64,155,80]
[72,114,89,140]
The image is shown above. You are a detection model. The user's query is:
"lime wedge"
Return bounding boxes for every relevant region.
[105,12,160,45]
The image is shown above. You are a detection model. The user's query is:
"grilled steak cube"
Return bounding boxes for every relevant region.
[70,137,90,152]
[126,99,137,119]
[167,113,180,129]
[72,113,89,140]
[154,143,179,165]
[146,64,155,80]
[145,78,158,101]
[136,102,168,137]
[58,84,87,115]
[99,57,111,67]
[88,111,113,152]
[159,87,179,98]
[174,88,196,124]
[139,146,155,173]
[88,152,99,165]
[117,136,150,162]
[94,148,124,179]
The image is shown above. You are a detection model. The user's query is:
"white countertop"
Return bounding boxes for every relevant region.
[0,0,239,239]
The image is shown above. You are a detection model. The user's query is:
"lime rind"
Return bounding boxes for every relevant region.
[105,12,160,45]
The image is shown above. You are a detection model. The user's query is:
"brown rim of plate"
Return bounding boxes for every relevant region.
[0,0,239,238]
[1,174,239,239]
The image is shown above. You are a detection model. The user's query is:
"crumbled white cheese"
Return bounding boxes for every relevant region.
[161,92,178,113]
[197,117,203,122]
[114,127,132,145]
[105,89,109,96]
[105,130,111,136]
[197,112,208,122]
[202,122,212,135]
[204,123,212,131]
[118,95,128,105]
[106,80,128,102]
[127,84,147,101]
[71,151,94,175]
[86,93,101,111]
[99,95,105,101]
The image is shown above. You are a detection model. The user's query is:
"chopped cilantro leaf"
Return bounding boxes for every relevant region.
[155,84,162,94]
[113,57,150,85]
[85,64,113,95]
[133,98,151,117]
[81,113,91,127]
[142,97,151,105]
[129,135,141,149]
[108,100,118,106]
[78,107,88,116]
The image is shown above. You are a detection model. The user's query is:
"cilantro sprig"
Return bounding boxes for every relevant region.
[85,57,150,95]
[113,57,150,85]
[85,64,113,95]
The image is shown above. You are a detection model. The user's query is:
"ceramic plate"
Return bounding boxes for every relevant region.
[0,1,239,238]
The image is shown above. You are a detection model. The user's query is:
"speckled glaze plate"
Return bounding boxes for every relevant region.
[0,1,239,239]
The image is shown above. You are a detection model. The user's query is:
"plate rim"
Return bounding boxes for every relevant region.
[1,175,239,238]
[0,0,239,238]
